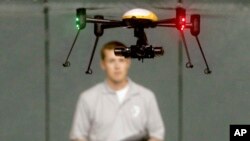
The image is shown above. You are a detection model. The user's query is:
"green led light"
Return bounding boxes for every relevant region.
[76,18,79,21]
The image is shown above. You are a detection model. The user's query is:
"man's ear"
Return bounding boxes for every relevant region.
[100,60,105,71]
[127,58,131,68]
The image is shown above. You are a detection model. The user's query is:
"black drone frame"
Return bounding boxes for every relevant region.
[63,7,212,75]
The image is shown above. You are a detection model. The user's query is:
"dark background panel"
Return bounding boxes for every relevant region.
[0,12,45,141]
[183,13,250,141]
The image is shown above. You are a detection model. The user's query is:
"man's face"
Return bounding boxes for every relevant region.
[101,49,131,83]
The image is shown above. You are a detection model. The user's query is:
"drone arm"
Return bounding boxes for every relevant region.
[102,21,127,29]
[156,24,176,28]
[188,14,211,74]
[154,18,176,24]
[85,36,100,74]
[186,23,192,28]
[180,31,194,68]
[195,36,212,74]
[85,16,105,74]
[62,30,81,67]
[86,18,121,23]
[87,17,126,29]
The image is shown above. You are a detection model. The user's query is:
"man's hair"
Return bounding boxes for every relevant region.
[100,41,126,60]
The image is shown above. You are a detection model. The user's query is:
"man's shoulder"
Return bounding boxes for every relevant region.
[132,80,155,99]
[79,82,104,101]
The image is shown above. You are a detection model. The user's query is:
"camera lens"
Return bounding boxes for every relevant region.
[114,47,131,57]
[153,47,164,56]
[115,46,164,58]
[114,47,124,56]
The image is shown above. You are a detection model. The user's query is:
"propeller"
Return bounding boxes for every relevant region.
[50,6,112,15]
[153,5,203,11]
[49,5,118,19]
[153,5,230,19]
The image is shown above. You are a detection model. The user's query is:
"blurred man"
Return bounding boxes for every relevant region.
[70,41,165,141]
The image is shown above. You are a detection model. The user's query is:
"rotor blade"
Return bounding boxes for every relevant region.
[0,4,42,17]
[154,5,230,19]
[49,7,113,16]
[195,13,230,19]
[153,4,208,12]
[51,6,112,12]
[154,6,206,12]
[47,2,114,16]
[84,7,111,10]
[153,6,176,11]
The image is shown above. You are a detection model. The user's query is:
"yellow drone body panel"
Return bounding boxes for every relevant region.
[122,8,158,21]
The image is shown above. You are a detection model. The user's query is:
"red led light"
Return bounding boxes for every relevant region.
[182,18,186,22]
[181,25,185,30]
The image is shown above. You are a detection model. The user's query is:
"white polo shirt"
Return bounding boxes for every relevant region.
[70,79,165,141]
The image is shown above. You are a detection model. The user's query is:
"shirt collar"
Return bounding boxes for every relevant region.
[102,77,139,96]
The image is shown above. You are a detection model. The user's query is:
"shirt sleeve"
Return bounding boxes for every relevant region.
[69,94,91,141]
[146,93,165,140]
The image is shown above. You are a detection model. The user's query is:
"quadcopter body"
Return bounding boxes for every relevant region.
[63,6,212,74]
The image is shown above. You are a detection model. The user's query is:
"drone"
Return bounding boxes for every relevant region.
[63,6,212,74]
